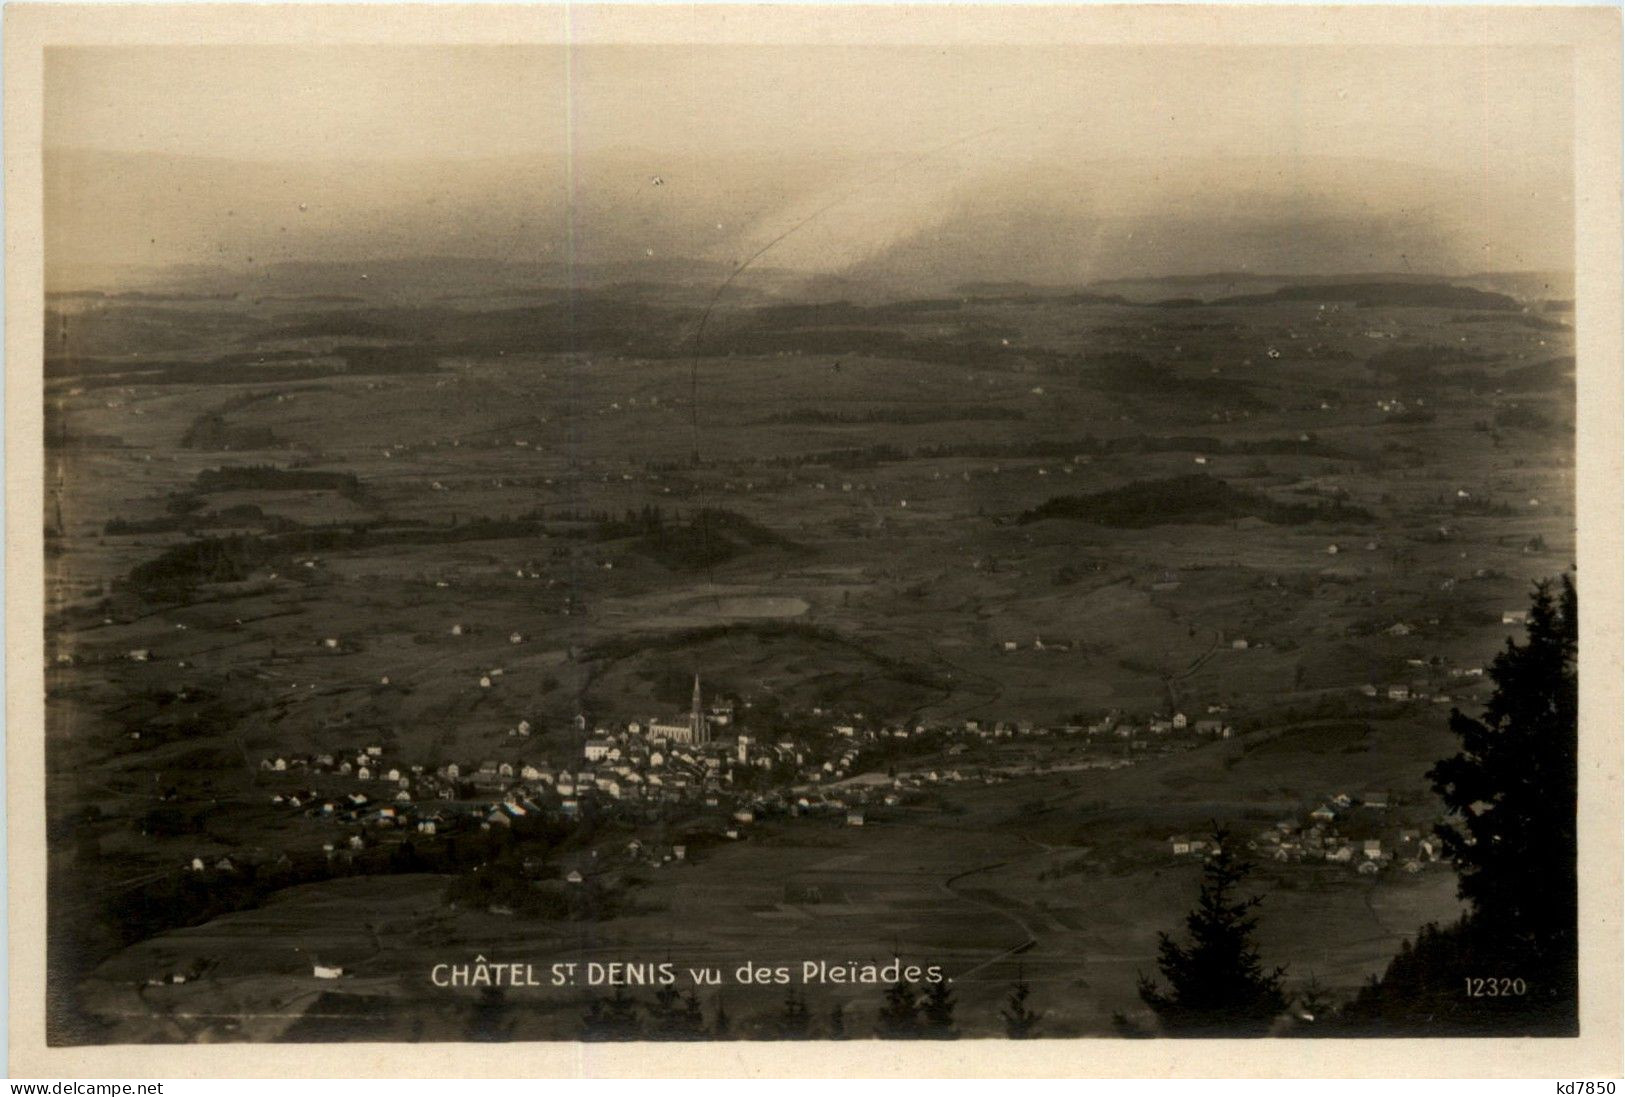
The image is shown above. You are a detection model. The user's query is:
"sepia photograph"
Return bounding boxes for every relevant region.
[6,2,1621,1079]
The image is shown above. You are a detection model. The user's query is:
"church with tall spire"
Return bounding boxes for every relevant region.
[689,673,709,745]
[649,673,711,745]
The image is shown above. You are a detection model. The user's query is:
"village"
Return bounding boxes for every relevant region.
[223,680,1279,882]
[1169,788,1448,878]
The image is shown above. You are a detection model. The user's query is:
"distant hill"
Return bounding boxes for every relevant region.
[1017,474,1372,528]
[1089,271,1570,306]
[1211,282,1519,311]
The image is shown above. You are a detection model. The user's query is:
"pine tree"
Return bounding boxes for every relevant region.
[680,988,705,1038]
[877,976,920,1038]
[1291,975,1335,1035]
[646,982,685,1039]
[1342,577,1581,1035]
[467,986,513,1042]
[712,995,731,1038]
[1427,576,1578,1023]
[777,987,811,1039]
[1137,828,1288,1035]
[827,1002,847,1039]
[1000,968,1040,1038]
[919,977,957,1038]
[581,984,642,1041]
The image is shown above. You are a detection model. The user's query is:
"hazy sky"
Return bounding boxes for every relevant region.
[44,44,1575,283]
[47,44,1572,167]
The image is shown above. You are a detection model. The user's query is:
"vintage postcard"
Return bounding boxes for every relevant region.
[5,3,1621,1079]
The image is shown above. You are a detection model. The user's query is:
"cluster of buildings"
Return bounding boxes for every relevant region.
[235,679,1263,880]
[1077,709,1234,743]
[1168,791,1445,877]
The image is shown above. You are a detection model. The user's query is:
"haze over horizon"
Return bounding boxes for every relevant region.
[44,43,1575,294]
